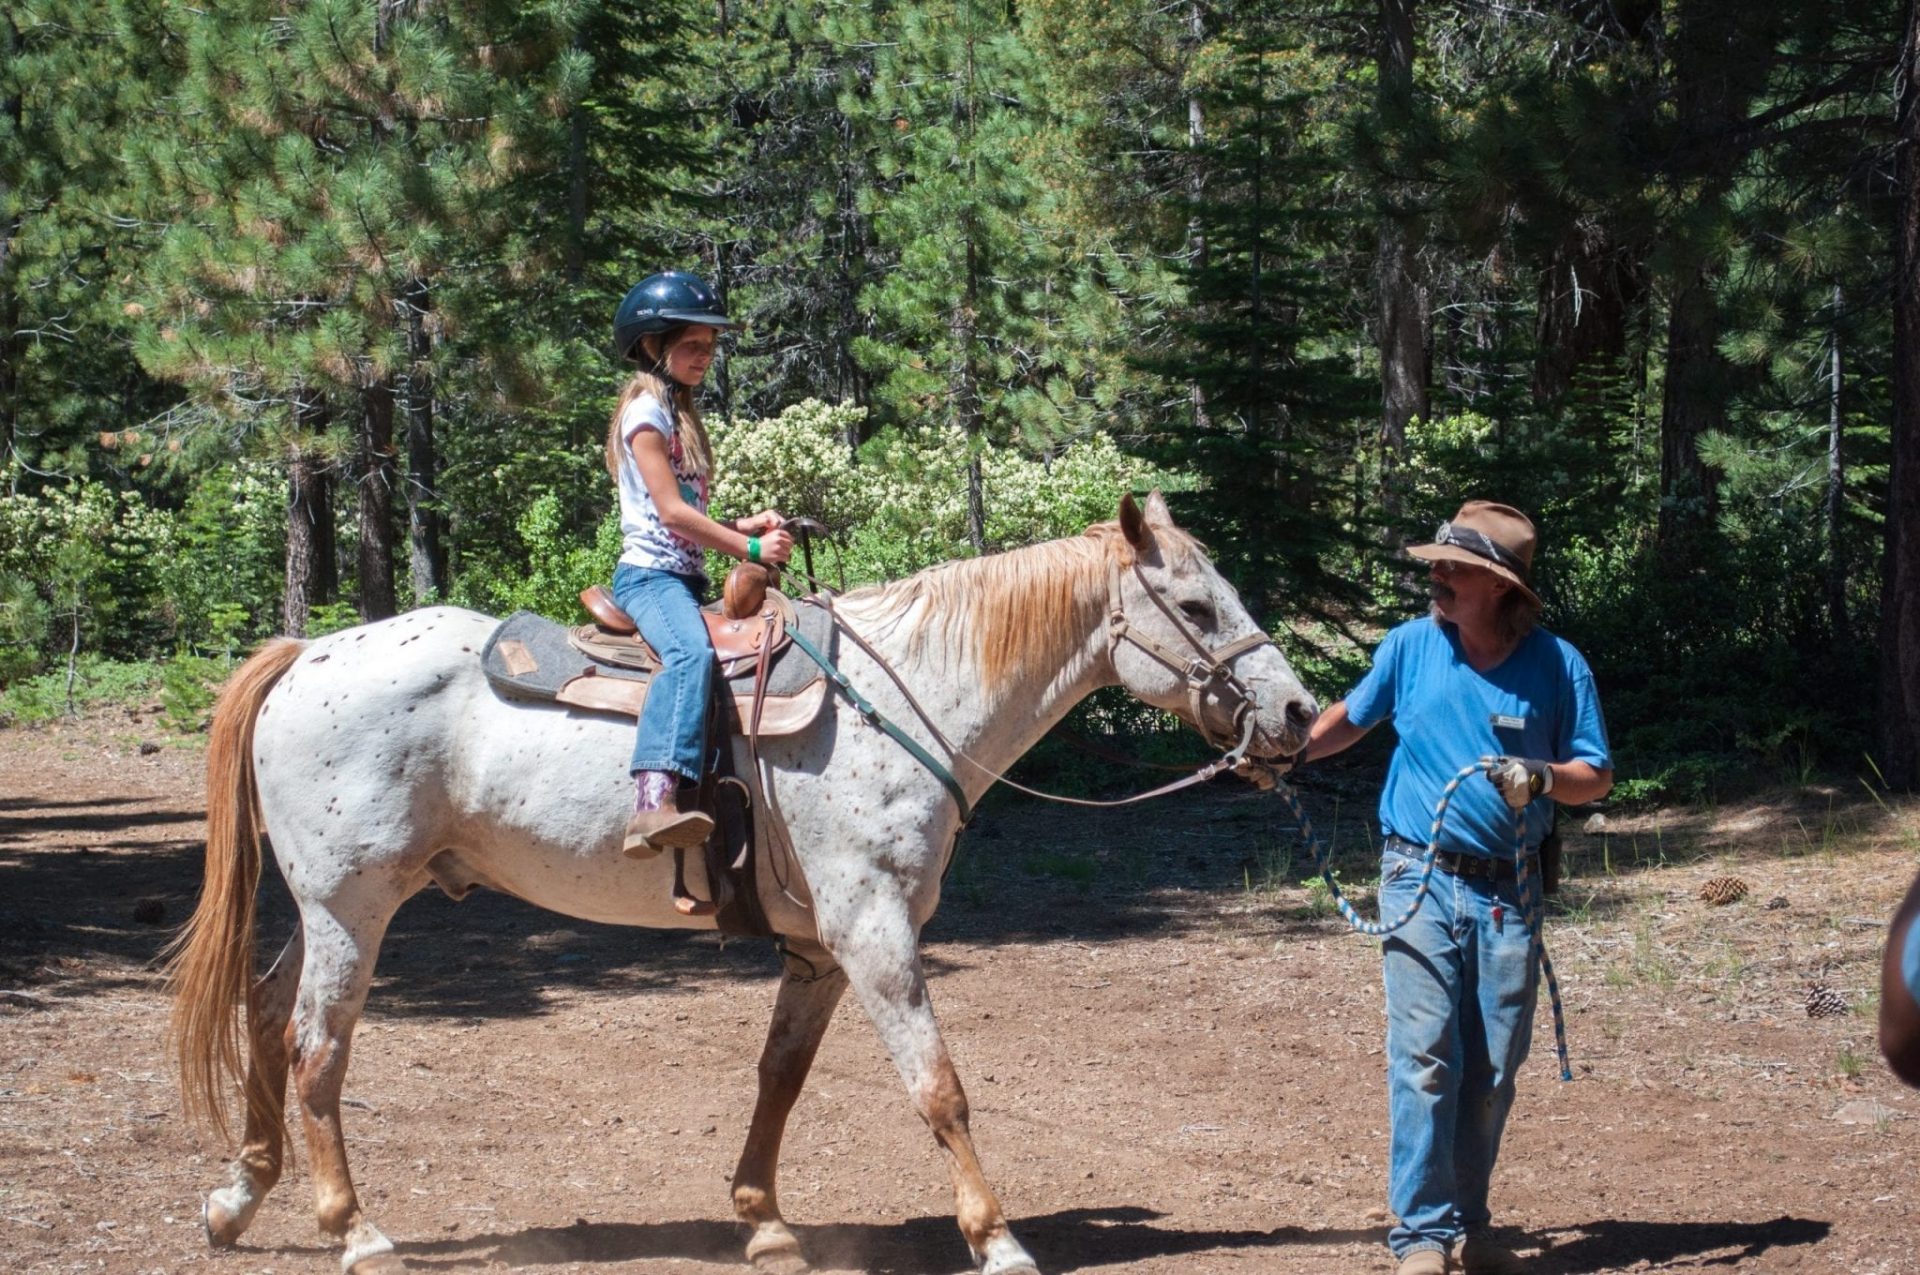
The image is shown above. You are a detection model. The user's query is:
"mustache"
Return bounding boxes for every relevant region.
[1430,580,1455,604]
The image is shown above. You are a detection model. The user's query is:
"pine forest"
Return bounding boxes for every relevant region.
[5,0,1920,795]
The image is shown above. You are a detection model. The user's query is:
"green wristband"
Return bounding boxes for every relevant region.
[747,536,762,564]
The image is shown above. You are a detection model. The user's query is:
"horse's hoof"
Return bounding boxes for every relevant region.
[342,1220,405,1274]
[346,1256,408,1275]
[203,1195,242,1248]
[746,1223,809,1274]
[979,1234,1041,1275]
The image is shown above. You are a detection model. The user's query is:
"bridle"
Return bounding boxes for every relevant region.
[1104,556,1276,759]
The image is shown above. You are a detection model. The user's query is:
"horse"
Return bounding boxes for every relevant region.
[168,491,1318,1275]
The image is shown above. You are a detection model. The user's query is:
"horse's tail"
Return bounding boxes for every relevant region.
[166,637,304,1141]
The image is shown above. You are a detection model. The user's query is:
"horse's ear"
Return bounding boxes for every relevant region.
[1119,493,1153,550]
[1144,489,1174,526]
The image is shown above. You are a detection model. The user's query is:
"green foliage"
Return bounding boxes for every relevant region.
[453,493,623,624]
[159,653,228,733]
[0,656,160,724]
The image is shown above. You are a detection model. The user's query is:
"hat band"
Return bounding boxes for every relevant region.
[1434,521,1528,577]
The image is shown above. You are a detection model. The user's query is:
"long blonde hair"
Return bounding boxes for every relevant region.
[603,327,713,481]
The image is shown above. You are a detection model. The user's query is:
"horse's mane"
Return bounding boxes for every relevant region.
[837,518,1199,705]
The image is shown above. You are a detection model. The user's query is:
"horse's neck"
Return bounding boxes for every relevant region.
[835,558,1113,784]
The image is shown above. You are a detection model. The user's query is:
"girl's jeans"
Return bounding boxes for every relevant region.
[1379,848,1539,1260]
[611,564,712,783]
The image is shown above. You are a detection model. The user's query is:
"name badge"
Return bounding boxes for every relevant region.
[1490,713,1526,731]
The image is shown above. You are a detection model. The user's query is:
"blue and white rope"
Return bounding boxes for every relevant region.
[1275,757,1573,1081]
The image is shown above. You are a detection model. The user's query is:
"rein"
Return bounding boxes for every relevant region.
[778,553,1281,817]
[1274,760,1572,1082]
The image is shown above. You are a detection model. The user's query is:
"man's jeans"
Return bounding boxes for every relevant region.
[611,564,712,782]
[1379,847,1539,1259]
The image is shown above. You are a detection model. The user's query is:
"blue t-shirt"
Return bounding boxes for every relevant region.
[1904,916,1920,1005]
[1345,616,1611,857]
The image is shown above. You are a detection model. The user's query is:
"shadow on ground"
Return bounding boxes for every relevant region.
[384,1205,1381,1273]
[0,749,1899,1021]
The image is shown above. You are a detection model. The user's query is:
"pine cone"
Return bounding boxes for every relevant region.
[1697,875,1750,906]
[1804,983,1849,1019]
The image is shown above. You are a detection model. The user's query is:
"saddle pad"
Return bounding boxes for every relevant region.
[480,603,833,736]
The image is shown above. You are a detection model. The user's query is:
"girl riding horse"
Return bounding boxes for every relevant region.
[606,271,793,863]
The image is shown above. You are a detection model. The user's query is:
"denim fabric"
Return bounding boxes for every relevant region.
[1379,848,1539,1259]
[611,563,713,782]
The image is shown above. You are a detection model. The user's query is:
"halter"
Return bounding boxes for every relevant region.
[1106,557,1274,756]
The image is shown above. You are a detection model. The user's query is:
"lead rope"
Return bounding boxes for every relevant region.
[1275,758,1572,1082]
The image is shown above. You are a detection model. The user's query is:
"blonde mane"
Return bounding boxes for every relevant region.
[839,519,1199,703]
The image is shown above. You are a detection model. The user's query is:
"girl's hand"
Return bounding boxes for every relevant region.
[754,529,795,565]
[737,510,785,536]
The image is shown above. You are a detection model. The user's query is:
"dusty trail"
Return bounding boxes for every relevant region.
[1,712,1913,1272]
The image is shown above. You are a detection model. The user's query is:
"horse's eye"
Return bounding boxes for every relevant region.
[1179,600,1214,625]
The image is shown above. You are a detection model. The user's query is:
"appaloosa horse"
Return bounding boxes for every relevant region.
[169,492,1317,1274]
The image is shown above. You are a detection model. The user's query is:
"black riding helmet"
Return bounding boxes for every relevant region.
[613,271,737,362]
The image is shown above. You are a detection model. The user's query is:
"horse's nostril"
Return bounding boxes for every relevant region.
[1285,699,1316,730]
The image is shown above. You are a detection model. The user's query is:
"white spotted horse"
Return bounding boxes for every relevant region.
[167,492,1317,1275]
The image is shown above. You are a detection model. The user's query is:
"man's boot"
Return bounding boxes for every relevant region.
[1394,1249,1447,1275]
[1455,1235,1526,1275]
[623,771,714,858]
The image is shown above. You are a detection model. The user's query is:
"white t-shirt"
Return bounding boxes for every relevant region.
[616,392,710,576]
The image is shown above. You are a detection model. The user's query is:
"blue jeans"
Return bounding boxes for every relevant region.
[1379,848,1539,1259]
[611,564,712,782]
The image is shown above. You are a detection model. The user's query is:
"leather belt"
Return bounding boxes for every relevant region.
[1384,834,1535,882]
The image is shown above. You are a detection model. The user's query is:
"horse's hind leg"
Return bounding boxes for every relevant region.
[205,930,303,1246]
[732,954,850,1273]
[289,901,406,1274]
[834,915,1039,1275]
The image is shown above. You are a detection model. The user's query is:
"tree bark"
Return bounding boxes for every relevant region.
[1880,0,1920,789]
[1825,283,1847,647]
[1,18,21,493]
[1375,0,1426,527]
[1533,220,1644,406]
[1188,0,1210,434]
[357,378,398,621]
[404,275,447,602]
[284,392,337,637]
[1657,267,1726,543]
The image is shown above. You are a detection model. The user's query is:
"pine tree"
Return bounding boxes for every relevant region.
[858,0,1069,552]
[1,0,176,491]
[123,0,607,631]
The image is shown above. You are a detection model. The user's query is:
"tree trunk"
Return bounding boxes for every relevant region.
[1657,269,1726,543]
[404,275,447,602]
[1825,282,1846,647]
[1374,0,1425,527]
[1879,0,1920,789]
[357,378,398,621]
[1533,221,1644,405]
[1,20,20,494]
[284,393,337,637]
[1188,0,1210,434]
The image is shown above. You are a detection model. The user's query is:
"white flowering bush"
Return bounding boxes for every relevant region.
[710,402,1167,587]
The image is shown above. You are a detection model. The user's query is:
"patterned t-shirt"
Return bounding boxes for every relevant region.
[615,391,709,577]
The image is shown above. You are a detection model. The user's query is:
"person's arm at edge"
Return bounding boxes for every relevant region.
[1881,869,1920,1088]
[1547,762,1612,807]
[1303,700,1370,764]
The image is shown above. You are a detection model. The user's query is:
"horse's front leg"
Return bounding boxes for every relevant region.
[834,907,1039,1275]
[732,947,849,1273]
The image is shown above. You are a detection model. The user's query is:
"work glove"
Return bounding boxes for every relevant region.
[1488,756,1553,809]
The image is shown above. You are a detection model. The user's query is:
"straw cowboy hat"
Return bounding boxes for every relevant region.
[1407,500,1541,607]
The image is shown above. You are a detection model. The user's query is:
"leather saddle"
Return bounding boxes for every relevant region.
[479,565,828,737]
[574,562,792,680]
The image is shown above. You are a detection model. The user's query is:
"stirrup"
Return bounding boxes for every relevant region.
[672,847,719,917]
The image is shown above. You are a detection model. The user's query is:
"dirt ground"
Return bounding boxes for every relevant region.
[3,708,1917,1275]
